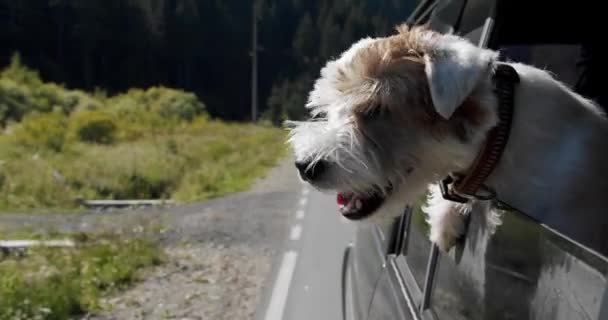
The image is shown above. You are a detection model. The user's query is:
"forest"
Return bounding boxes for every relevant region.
[0,0,417,123]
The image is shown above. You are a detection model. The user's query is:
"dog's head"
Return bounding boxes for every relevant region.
[288,25,499,221]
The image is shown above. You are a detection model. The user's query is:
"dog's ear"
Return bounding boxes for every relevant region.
[423,36,497,119]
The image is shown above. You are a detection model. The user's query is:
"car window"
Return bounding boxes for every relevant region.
[499,42,608,114]
[430,205,608,320]
[413,1,439,26]
[490,0,603,108]
[489,1,608,256]
[367,271,409,320]
[457,0,494,36]
[401,198,432,290]
[426,0,466,34]
[499,45,582,88]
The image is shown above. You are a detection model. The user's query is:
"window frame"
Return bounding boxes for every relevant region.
[406,0,438,26]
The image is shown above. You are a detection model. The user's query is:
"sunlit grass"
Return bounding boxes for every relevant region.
[0,118,287,211]
[0,55,288,211]
[0,232,164,320]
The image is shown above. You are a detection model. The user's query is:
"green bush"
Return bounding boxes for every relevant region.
[148,87,206,121]
[0,55,206,130]
[31,83,89,115]
[0,54,92,125]
[0,78,36,124]
[12,113,67,151]
[0,54,287,210]
[0,234,163,320]
[0,53,42,87]
[108,87,206,122]
[69,111,117,144]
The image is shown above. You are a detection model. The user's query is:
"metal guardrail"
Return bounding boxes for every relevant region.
[0,239,75,248]
[0,239,76,256]
[76,199,175,209]
[81,199,174,207]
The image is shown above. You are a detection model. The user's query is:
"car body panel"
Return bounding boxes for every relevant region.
[343,225,389,320]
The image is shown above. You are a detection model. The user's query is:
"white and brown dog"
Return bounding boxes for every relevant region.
[288,25,608,251]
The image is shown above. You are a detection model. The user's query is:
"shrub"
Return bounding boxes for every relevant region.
[32,83,99,115]
[0,55,207,131]
[147,87,206,121]
[0,78,35,124]
[0,54,93,124]
[69,111,117,144]
[0,53,42,87]
[108,87,206,123]
[0,234,163,320]
[12,112,67,151]
[63,89,103,113]
[0,55,287,210]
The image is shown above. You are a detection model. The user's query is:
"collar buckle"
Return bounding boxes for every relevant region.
[440,175,469,203]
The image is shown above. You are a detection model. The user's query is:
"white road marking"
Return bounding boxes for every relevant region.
[295,209,305,220]
[289,224,302,241]
[302,188,310,196]
[299,197,308,207]
[264,251,298,320]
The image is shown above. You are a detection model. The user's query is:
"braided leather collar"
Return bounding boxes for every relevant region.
[440,63,520,203]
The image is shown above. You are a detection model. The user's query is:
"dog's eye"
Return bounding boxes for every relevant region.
[360,105,385,120]
[310,112,325,120]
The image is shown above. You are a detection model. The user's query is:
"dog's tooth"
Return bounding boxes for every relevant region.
[355,199,362,210]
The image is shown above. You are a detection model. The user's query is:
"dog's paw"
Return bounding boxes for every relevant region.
[423,184,470,252]
[429,217,465,252]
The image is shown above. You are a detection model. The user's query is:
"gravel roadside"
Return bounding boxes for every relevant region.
[0,156,302,320]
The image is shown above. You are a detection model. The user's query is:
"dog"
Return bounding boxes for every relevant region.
[287,24,608,251]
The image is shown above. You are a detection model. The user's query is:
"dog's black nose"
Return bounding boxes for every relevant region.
[295,160,326,181]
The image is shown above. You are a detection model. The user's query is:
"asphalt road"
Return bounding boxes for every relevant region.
[256,181,356,320]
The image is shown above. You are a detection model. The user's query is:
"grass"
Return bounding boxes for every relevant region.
[0,232,164,320]
[0,54,288,211]
[0,53,287,320]
[0,119,287,210]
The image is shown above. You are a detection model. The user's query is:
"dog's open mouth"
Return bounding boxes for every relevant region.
[337,185,392,220]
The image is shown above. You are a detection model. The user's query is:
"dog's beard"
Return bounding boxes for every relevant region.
[289,119,440,221]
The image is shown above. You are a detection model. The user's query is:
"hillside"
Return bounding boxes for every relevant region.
[0,54,287,211]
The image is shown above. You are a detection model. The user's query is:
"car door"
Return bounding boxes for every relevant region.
[343,220,401,320]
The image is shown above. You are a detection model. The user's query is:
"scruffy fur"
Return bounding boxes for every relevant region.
[288,25,608,251]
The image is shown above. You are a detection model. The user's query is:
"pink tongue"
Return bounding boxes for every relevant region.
[337,193,346,205]
[338,194,363,216]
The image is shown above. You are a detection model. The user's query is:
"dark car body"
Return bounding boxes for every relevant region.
[342,1,608,319]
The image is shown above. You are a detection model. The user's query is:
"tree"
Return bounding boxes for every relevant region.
[264,0,411,122]
[0,0,416,123]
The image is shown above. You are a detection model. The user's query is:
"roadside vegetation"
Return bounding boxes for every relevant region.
[0,54,287,211]
[0,230,163,320]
